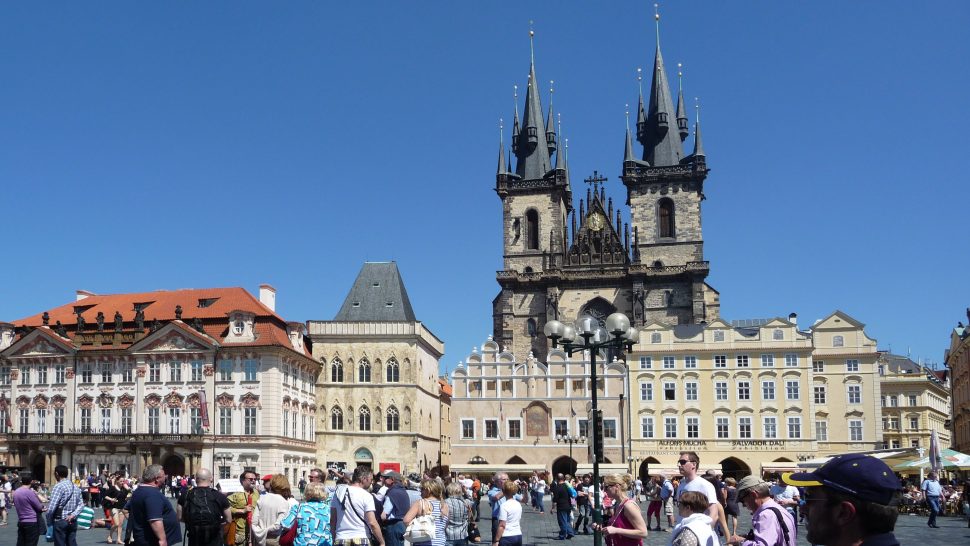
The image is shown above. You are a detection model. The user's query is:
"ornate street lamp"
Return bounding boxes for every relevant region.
[555,433,587,472]
[544,313,639,546]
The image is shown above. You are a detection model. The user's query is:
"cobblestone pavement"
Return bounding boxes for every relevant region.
[2,497,968,546]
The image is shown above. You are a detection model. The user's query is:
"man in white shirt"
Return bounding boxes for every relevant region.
[768,479,800,522]
[330,466,385,546]
[675,451,728,533]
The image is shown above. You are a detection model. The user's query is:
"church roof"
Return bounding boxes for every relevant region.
[334,262,417,322]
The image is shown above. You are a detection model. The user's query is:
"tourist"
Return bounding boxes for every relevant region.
[128,464,182,546]
[783,453,902,546]
[228,470,261,546]
[674,452,726,534]
[278,482,332,546]
[377,470,410,546]
[550,473,575,540]
[723,478,739,537]
[644,476,662,531]
[103,474,130,544]
[178,469,231,546]
[1,475,10,527]
[48,464,84,546]
[768,476,800,523]
[491,480,522,546]
[13,475,45,546]
[574,475,592,535]
[403,479,447,546]
[921,471,943,528]
[726,476,794,546]
[253,474,298,546]
[532,473,546,514]
[444,482,473,546]
[331,466,384,546]
[659,474,675,531]
[485,473,508,542]
[670,491,715,546]
[591,474,648,546]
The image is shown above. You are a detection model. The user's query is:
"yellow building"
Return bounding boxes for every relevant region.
[944,316,970,453]
[876,353,950,455]
[628,311,881,479]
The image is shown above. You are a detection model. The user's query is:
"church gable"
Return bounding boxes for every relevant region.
[565,180,631,268]
[1,328,75,358]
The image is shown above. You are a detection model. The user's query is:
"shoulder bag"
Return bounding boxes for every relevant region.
[279,504,302,546]
[404,500,436,543]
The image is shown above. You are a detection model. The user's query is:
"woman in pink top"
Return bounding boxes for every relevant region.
[591,474,648,546]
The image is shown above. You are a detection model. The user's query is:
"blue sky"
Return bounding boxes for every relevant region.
[1,2,967,372]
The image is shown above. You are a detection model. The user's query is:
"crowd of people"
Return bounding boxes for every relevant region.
[1,452,968,546]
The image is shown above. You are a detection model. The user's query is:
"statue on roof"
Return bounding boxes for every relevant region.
[149,319,160,333]
[135,309,145,330]
[54,321,67,338]
[193,317,204,334]
[175,305,183,320]
[76,311,86,333]
[114,311,123,331]
[96,312,105,332]
[42,312,49,326]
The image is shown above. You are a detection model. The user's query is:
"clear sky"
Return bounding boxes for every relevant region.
[2,2,968,372]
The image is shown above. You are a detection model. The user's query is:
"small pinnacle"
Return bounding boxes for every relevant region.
[550,80,554,94]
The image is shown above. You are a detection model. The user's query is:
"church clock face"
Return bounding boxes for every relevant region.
[587,212,606,231]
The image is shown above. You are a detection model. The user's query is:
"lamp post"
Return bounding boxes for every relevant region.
[544,313,639,546]
[556,434,587,473]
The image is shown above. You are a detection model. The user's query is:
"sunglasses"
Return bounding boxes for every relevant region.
[677,460,693,466]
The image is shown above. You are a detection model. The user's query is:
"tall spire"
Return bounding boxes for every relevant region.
[546,80,557,155]
[635,67,646,152]
[497,118,507,175]
[511,85,520,155]
[555,113,566,170]
[693,98,705,158]
[675,63,690,141]
[624,104,635,162]
[514,27,553,180]
[638,4,685,166]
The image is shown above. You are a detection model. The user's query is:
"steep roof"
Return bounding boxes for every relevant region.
[334,262,417,322]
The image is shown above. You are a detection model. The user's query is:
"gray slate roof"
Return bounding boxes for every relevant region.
[334,262,417,322]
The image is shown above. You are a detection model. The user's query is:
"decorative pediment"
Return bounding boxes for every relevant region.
[812,310,865,330]
[97,393,114,408]
[16,395,31,409]
[77,395,94,409]
[165,391,184,408]
[186,393,201,408]
[1,328,75,358]
[565,189,630,268]
[216,393,235,408]
[145,394,162,408]
[240,392,260,408]
[51,395,66,409]
[118,394,135,409]
[33,394,49,409]
[129,322,216,354]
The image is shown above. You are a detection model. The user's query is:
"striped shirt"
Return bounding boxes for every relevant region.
[76,507,95,530]
[47,478,84,521]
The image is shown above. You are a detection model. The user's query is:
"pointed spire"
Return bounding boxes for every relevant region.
[693,97,705,158]
[546,81,557,155]
[511,85,520,154]
[555,113,566,171]
[624,104,635,162]
[636,67,646,143]
[515,27,553,179]
[497,118,507,175]
[675,63,689,141]
[639,3,685,166]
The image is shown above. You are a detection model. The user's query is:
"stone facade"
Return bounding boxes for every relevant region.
[944,316,970,453]
[876,353,951,460]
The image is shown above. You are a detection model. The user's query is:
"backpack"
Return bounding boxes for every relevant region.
[184,487,222,529]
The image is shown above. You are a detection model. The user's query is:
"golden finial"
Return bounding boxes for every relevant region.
[678,62,684,93]
[557,112,562,137]
[625,104,631,131]
[549,80,554,96]
[637,67,643,96]
[500,118,504,132]
[529,20,536,66]
[694,97,701,123]
[654,3,661,48]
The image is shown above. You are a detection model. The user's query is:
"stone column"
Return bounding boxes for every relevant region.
[45,451,57,485]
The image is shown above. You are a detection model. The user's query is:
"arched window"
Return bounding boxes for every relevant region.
[526,209,539,250]
[330,358,343,383]
[658,198,675,238]
[358,405,371,431]
[527,318,537,338]
[833,335,844,348]
[386,359,400,383]
[330,406,343,430]
[386,406,400,432]
[358,359,371,383]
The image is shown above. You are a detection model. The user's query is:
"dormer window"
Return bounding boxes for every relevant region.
[233,321,244,336]
[372,282,380,287]
[352,302,360,308]
[385,302,393,307]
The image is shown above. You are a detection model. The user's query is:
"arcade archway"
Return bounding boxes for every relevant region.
[27,451,45,482]
[638,457,661,483]
[162,453,185,478]
[719,457,750,481]
[551,456,577,477]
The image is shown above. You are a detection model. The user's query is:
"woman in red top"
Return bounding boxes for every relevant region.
[591,474,648,546]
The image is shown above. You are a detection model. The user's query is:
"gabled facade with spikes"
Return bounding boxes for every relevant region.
[492,26,719,361]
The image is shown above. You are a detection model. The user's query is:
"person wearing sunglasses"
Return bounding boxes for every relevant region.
[673,453,726,535]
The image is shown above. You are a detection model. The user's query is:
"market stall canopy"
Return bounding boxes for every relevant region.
[449,463,547,475]
[893,448,970,471]
[798,449,915,469]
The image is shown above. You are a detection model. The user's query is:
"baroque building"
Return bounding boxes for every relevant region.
[944,309,970,452]
[0,286,318,485]
[876,353,950,454]
[309,262,445,475]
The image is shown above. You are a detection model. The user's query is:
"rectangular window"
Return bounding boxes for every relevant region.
[715,381,728,401]
[910,439,920,448]
[508,419,522,439]
[100,407,111,431]
[909,417,919,430]
[244,359,259,381]
[847,385,862,404]
[190,408,202,433]
[786,380,800,400]
[219,466,231,480]
[148,362,160,382]
[121,408,132,434]
[763,417,777,439]
[888,395,898,407]
[121,362,133,383]
[812,360,824,373]
[639,357,652,369]
[641,417,654,438]
[218,360,233,381]
[0,366,10,385]
[54,408,64,434]
[461,419,474,439]
[787,417,801,439]
[813,386,826,404]
[20,366,30,385]
[37,365,48,385]
[761,354,775,367]
[736,355,749,368]
[80,408,92,431]
[484,419,499,439]
[890,439,901,449]
[909,394,918,406]
[220,407,232,435]
[55,365,66,384]
[148,407,160,434]
[650,332,662,344]
[716,417,730,439]
[685,417,699,439]
[849,420,863,442]
[578,419,589,438]
[37,408,46,434]
[738,417,752,439]
[80,363,93,383]
[100,362,112,383]
[170,362,182,382]
[846,359,859,372]
[785,354,799,367]
[815,420,828,441]
[762,380,776,400]
[603,418,618,439]
[662,356,675,369]
[772,329,784,340]
[191,360,204,382]
[684,356,697,369]
[554,419,568,437]
[244,407,257,435]
[664,417,677,438]
[169,408,180,433]
[714,355,727,368]
[685,381,698,401]
[639,382,653,401]
[737,381,751,401]
[663,382,676,401]
[713,330,725,342]
[20,408,29,433]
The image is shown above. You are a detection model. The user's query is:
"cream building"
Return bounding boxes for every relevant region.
[945,314,970,453]
[876,353,950,456]
[309,262,445,475]
[450,337,630,477]
[0,286,319,485]
[628,311,881,479]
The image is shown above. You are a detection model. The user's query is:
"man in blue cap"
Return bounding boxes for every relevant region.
[782,453,901,546]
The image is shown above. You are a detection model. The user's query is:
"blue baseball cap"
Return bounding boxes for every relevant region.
[782,453,901,505]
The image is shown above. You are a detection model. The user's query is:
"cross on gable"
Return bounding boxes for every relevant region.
[584,170,607,194]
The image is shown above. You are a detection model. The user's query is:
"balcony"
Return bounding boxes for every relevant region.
[5,430,205,444]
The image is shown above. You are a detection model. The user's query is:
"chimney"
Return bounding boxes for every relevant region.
[259,284,276,312]
[76,290,96,301]
[788,312,797,326]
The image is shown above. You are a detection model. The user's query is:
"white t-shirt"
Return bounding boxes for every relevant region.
[675,477,718,521]
[331,485,376,539]
[534,480,546,495]
[498,498,522,537]
[769,484,799,506]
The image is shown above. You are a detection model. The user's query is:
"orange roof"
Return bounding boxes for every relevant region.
[438,377,452,396]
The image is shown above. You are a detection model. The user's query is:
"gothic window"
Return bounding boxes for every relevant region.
[526,209,539,250]
[331,406,343,430]
[358,359,371,383]
[386,406,400,432]
[330,358,343,383]
[658,198,675,238]
[358,405,371,431]
[526,318,537,338]
[386,359,400,383]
